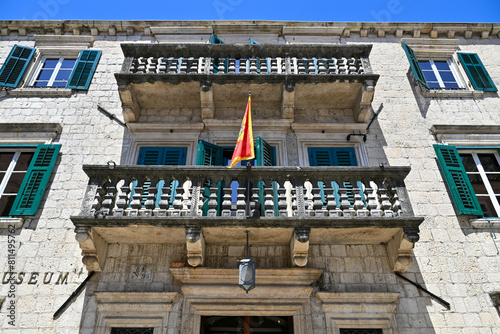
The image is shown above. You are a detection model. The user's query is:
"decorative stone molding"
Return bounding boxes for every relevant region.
[185,227,205,267]
[75,227,107,272]
[94,292,179,334]
[0,123,62,145]
[282,82,295,120]
[171,267,322,334]
[118,85,140,123]
[355,80,375,123]
[200,82,215,120]
[0,218,24,229]
[290,228,310,267]
[386,229,418,272]
[316,292,400,334]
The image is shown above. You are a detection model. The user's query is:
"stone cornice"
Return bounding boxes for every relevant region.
[1,21,499,40]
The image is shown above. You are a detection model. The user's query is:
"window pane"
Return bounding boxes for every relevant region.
[14,152,34,171]
[478,154,500,172]
[460,154,478,172]
[0,172,5,184]
[4,172,26,193]
[468,173,487,194]
[439,71,456,82]
[427,81,441,88]
[422,70,437,82]
[0,152,15,170]
[42,59,59,68]
[54,69,73,82]
[36,69,54,81]
[477,195,498,217]
[443,82,459,89]
[0,195,16,216]
[61,59,76,69]
[487,174,500,193]
[434,61,450,70]
[51,81,67,87]
[419,61,432,70]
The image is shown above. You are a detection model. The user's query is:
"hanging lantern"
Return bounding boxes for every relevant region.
[238,231,255,293]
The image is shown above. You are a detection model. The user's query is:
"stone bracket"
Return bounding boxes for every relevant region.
[282,82,295,120]
[200,81,214,120]
[118,84,140,123]
[290,227,310,267]
[354,80,375,123]
[75,227,107,272]
[386,228,420,273]
[185,227,205,267]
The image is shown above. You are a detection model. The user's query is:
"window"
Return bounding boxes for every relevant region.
[0,44,101,90]
[200,315,293,333]
[402,41,497,92]
[339,330,383,334]
[110,329,153,334]
[0,145,61,216]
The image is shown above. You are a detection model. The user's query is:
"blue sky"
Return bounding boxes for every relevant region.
[1,0,499,22]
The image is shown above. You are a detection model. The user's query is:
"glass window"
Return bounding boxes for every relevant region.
[419,59,462,90]
[459,150,500,217]
[0,150,35,216]
[31,57,76,87]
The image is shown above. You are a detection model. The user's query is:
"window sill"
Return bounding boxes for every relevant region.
[7,88,73,97]
[0,217,24,229]
[420,87,483,98]
[469,218,500,229]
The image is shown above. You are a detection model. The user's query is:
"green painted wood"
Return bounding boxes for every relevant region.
[66,50,101,90]
[401,41,429,89]
[0,45,36,88]
[458,53,497,92]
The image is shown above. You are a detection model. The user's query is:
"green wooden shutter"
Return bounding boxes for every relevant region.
[210,34,224,44]
[255,137,277,216]
[196,140,223,166]
[66,50,101,90]
[0,45,36,88]
[457,53,497,92]
[434,144,483,216]
[401,41,429,89]
[9,144,61,216]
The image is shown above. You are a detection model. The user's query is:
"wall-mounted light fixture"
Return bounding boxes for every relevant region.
[238,230,255,293]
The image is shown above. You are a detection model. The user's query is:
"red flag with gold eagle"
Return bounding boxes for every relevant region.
[228,94,254,168]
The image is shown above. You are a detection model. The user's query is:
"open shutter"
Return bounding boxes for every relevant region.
[210,34,224,44]
[401,41,429,89]
[255,137,277,216]
[9,144,61,216]
[0,45,36,88]
[196,140,223,166]
[457,53,497,92]
[66,49,101,90]
[210,34,227,74]
[434,144,483,216]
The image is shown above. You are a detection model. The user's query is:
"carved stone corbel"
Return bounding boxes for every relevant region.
[387,228,420,272]
[354,80,375,123]
[282,82,295,120]
[185,227,205,267]
[290,227,310,267]
[75,226,102,272]
[118,84,140,122]
[200,81,214,120]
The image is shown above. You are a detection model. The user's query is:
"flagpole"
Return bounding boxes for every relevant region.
[246,91,251,218]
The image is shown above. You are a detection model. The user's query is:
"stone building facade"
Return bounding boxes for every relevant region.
[0,20,499,334]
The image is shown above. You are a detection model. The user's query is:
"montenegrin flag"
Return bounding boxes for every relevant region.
[228,94,254,168]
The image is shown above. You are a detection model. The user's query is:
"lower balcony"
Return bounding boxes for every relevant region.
[70,165,423,273]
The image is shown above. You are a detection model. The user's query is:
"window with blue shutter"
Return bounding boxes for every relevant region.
[401,41,429,89]
[135,147,187,206]
[308,147,361,206]
[0,45,36,88]
[7,144,61,216]
[66,50,101,90]
[434,144,484,216]
[457,53,497,92]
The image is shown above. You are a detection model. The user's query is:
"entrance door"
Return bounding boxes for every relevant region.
[200,316,293,333]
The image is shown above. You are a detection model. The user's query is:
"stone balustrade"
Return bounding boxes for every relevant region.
[78,165,415,220]
[120,43,374,77]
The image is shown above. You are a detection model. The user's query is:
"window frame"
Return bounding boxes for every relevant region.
[26,56,77,88]
[457,148,500,218]
[419,58,466,90]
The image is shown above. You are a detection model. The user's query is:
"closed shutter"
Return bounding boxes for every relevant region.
[66,50,101,90]
[10,144,61,216]
[136,147,187,206]
[255,137,277,216]
[0,45,36,88]
[401,41,429,89]
[457,53,497,92]
[309,147,359,205]
[196,140,224,215]
[434,144,483,216]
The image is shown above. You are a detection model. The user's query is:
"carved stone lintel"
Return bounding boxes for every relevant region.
[386,228,419,273]
[186,227,205,267]
[291,229,310,267]
[75,227,102,272]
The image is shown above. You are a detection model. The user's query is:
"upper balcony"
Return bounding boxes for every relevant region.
[71,165,423,273]
[115,43,379,123]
